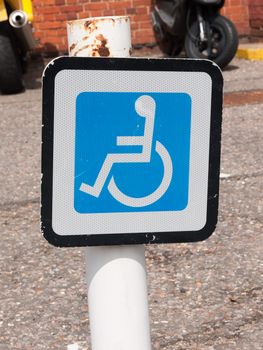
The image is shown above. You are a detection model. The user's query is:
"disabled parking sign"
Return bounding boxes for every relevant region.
[75,93,190,213]
[41,57,223,247]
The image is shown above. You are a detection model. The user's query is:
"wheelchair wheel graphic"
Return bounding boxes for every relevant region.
[108,140,173,207]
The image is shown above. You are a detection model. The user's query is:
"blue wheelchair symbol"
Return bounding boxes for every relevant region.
[74,92,191,213]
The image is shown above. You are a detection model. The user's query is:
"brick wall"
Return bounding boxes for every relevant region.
[248,0,263,37]
[32,0,260,54]
[221,0,250,35]
[32,0,153,53]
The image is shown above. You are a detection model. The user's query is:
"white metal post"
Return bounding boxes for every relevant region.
[67,16,152,350]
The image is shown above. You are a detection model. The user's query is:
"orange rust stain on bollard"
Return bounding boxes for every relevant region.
[96,34,110,57]
[84,21,92,30]
[69,43,76,53]
[73,45,90,56]
[72,34,110,57]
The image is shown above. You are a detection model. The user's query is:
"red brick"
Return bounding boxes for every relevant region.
[133,14,151,22]
[133,0,151,6]
[140,21,151,29]
[103,10,115,16]
[89,10,104,17]
[55,13,70,21]
[60,5,83,13]
[38,21,63,29]
[230,0,241,5]
[136,7,148,15]
[77,12,90,19]
[250,19,263,28]
[41,14,56,21]
[42,36,64,44]
[249,0,263,5]
[66,13,78,20]
[108,1,132,10]
[84,3,108,11]
[131,22,140,30]
[114,9,126,15]
[36,6,61,14]
[127,8,136,15]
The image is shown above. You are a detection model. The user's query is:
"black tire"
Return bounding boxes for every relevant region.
[0,23,24,94]
[185,15,239,68]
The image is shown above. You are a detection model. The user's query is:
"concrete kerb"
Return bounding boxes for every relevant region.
[236,42,263,60]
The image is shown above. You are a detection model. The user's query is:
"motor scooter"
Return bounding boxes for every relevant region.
[0,0,35,94]
[152,0,239,68]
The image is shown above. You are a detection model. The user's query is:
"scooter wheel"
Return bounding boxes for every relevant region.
[0,22,24,94]
[185,15,239,69]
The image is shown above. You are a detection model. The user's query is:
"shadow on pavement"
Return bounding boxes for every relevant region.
[23,55,45,90]
[223,64,239,72]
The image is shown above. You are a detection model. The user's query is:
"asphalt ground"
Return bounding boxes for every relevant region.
[0,53,263,349]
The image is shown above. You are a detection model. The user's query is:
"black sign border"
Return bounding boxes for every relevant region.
[42,57,223,247]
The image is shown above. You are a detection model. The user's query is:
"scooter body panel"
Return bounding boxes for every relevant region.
[1,0,33,22]
[191,0,224,8]
[0,1,8,21]
[154,0,187,35]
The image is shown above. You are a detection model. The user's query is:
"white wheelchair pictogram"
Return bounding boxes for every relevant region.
[80,95,173,207]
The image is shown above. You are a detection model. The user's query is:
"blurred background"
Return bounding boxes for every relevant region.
[31,0,263,55]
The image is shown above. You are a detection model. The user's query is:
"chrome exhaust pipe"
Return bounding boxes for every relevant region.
[9,10,35,51]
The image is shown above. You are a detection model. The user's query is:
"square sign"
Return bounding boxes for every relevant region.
[75,92,191,213]
[41,57,223,247]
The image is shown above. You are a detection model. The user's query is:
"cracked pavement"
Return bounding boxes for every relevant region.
[0,55,262,349]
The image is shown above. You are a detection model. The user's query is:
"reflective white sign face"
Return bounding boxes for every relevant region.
[41,57,223,247]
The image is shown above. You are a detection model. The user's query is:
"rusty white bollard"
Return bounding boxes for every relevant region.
[67,17,152,350]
